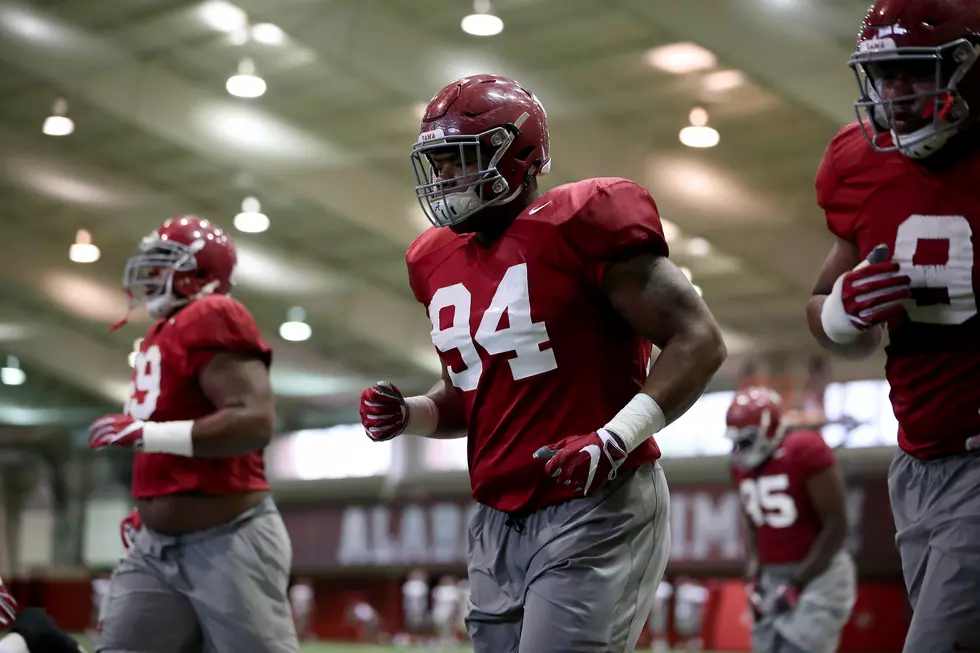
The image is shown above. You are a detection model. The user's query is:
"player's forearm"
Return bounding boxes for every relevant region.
[792,521,846,587]
[414,378,466,439]
[643,325,727,424]
[189,405,275,457]
[806,295,880,360]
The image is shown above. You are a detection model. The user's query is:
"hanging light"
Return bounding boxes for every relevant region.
[42,98,74,136]
[461,0,503,36]
[1,356,25,386]
[234,196,270,233]
[226,58,267,98]
[251,22,285,45]
[279,307,311,342]
[69,228,100,263]
[679,107,720,148]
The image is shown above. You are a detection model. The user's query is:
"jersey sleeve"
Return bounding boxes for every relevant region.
[562,179,669,286]
[789,430,837,478]
[179,296,272,375]
[815,124,867,242]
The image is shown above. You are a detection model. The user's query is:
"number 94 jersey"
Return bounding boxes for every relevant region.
[126,294,272,498]
[407,177,667,513]
[817,123,980,459]
[730,430,837,565]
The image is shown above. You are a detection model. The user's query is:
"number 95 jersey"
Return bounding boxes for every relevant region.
[817,123,980,459]
[731,430,837,565]
[126,294,272,498]
[406,177,667,513]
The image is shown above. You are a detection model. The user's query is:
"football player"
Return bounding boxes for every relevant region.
[87,217,298,652]
[806,1,980,650]
[360,74,727,652]
[727,388,855,653]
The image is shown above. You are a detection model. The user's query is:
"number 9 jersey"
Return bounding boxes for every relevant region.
[406,177,667,513]
[817,122,980,459]
[126,293,273,497]
[731,430,837,565]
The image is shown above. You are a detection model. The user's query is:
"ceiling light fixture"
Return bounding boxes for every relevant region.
[251,22,285,45]
[199,0,247,33]
[42,97,74,136]
[279,307,311,342]
[68,228,100,263]
[461,0,503,36]
[234,196,270,233]
[226,58,267,98]
[679,107,720,148]
[1,356,25,386]
[645,42,717,75]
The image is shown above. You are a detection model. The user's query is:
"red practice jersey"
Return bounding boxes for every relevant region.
[730,430,837,565]
[407,177,666,513]
[126,294,273,498]
[817,123,980,459]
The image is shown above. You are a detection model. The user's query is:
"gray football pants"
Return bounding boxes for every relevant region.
[890,450,980,653]
[752,551,856,653]
[96,495,299,653]
[466,461,671,653]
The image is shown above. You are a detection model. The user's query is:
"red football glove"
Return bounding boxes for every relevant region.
[533,428,627,495]
[0,578,18,627]
[88,414,145,450]
[121,509,143,551]
[360,382,407,442]
[771,582,801,614]
[822,244,910,341]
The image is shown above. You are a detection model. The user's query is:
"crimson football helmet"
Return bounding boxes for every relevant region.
[850,0,980,158]
[411,74,551,228]
[725,387,785,469]
[122,216,236,318]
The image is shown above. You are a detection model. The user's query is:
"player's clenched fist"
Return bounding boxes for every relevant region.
[121,509,143,551]
[533,428,627,495]
[0,578,18,627]
[360,382,408,441]
[88,414,145,450]
[821,243,910,343]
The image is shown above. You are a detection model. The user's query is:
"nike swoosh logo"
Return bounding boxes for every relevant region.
[528,201,551,215]
[580,444,600,494]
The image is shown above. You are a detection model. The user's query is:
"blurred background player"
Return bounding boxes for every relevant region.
[397,568,430,645]
[430,575,460,649]
[727,387,855,653]
[360,73,726,653]
[288,578,317,642]
[344,592,380,644]
[454,577,470,644]
[86,216,298,652]
[807,1,980,650]
[647,579,673,652]
[673,577,710,652]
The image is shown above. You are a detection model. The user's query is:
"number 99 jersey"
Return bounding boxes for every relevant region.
[731,430,837,565]
[406,177,667,513]
[817,122,980,459]
[126,294,273,498]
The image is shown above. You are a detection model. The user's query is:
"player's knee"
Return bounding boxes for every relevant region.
[11,608,82,653]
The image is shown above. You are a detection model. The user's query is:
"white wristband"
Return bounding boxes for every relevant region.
[405,396,439,437]
[820,274,860,344]
[141,420,195,457]
[604,393,667,453]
